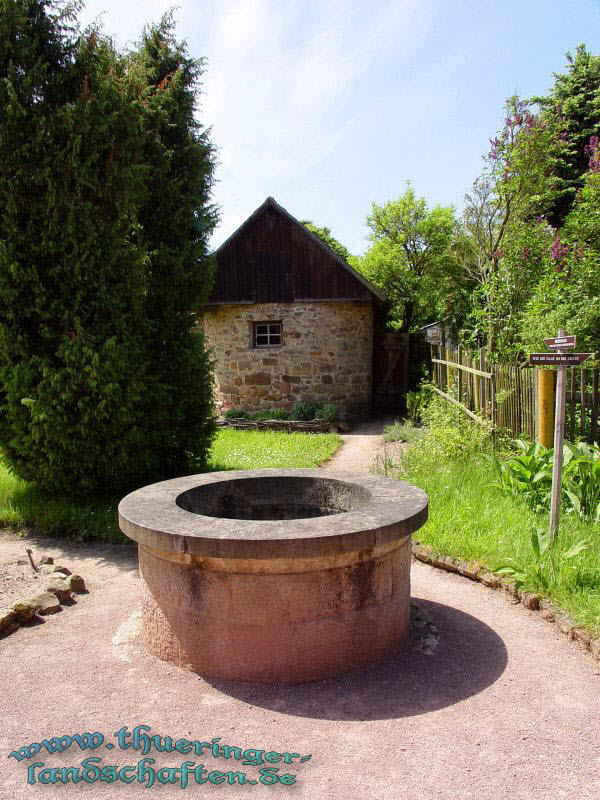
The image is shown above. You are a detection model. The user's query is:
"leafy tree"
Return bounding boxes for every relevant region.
[128,15,218,476]
[519,167,600,355]
[356,187,461,332]
[532,45,600,226]
[300,220,351,262]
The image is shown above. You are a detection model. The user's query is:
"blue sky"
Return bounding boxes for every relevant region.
[79,0,600,255]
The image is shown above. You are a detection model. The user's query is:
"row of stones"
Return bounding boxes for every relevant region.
[217,419,338,433]
[0,557,87,638]
[412,543,600,661]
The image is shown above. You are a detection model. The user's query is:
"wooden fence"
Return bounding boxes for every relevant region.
[430,345,600,445]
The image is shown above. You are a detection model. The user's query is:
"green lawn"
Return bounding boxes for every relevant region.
[0,429,341,543]
[392,432,600,635]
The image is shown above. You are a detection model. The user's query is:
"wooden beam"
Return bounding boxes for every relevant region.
[431,386,491,428]
[431,358,492,379]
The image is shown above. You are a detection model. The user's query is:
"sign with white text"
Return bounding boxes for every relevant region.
[529,353,591,366]
[543,335,576,349]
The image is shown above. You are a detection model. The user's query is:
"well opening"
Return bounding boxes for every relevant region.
[175,475,372,521]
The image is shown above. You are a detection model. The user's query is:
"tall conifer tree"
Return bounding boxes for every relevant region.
[129,14,218,475]
[0,2,148,494]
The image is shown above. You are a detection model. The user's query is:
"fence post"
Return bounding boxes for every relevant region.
[490,369,496,443]
[533,368,539,442]
[537,369,555,448]
[479,348,486,413]
[457,346,463,405]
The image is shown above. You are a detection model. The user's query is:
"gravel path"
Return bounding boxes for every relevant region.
[1,422,599,800]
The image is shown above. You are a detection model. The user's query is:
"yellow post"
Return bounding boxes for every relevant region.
[537,369,555,448]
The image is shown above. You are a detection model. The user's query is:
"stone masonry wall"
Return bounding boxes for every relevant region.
[202,302,373,419]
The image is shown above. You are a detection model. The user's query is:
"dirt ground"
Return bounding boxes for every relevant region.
[1,420,599,800]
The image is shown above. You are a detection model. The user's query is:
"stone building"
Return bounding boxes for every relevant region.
[202,197,386,419]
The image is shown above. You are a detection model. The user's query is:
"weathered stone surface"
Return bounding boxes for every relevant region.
[520,592,540,610]
[0,608,18,633]
[119,469,429,560]
[34,593,61,615]
[555,614,575,636]
[500,580,520,602]
[572,628,592,651]
[12,599,39,623]
[67,574,86,593]
[46,581,72,603]
[119,468,428,683]
[1,621,19,638]
[244,372,271,386]
[412,544,433,563]
[480,572,501,589]
[52,565,72,576]
[457,561,482,581]
[439,556,460,574]
[539,598,557,621]
[202,302,373,419]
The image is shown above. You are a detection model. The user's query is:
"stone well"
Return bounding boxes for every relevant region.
[118,469,428,684]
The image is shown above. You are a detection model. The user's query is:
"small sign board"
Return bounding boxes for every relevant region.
[529,352,592,366]
[544,335,576,349]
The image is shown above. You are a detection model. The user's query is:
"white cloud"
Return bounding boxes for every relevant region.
[78,0,428,248]
[200,0,425,243]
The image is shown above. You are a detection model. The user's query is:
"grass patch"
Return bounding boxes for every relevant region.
[384,399,600,635]
[0,429,342,543]
[208,429,341,470]
[383,419,426,445]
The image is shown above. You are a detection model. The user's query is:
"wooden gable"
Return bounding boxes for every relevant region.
[207,197,385,305]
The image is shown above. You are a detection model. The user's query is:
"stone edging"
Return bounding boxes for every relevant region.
[411,542,600,662]
[0,557,87,640]
[218,419,338,433]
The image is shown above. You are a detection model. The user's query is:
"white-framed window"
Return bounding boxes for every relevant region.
[253,321,282,348]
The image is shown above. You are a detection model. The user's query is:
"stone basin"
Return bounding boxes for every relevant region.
[118,468,428,684]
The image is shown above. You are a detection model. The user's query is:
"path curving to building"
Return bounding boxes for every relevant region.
[0,422,598,800]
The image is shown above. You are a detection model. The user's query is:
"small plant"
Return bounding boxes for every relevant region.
[247,409,291,420]
[223,409,249,419]
[315,403,338,423]
[491,438,600,522]
[562,441,600,522]
[383,420,425,444]
[496,527,588,593]
[290,402,320,421]
[490,439,553,513]
[405,387,430,424]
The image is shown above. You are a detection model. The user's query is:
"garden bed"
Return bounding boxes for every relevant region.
[218,418,338,432]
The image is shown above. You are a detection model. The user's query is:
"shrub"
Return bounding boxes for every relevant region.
[383,420,425,444]
[405,387,431,424]
[314,403,338,422]
[290,402,320,421]
[223,409,249,419]
[492,438,600,522]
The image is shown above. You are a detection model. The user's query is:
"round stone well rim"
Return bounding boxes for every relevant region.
[118,468,428,560]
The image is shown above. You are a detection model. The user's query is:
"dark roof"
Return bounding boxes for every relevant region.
[208,197,386,305]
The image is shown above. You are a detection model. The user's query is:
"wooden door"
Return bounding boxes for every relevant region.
[372,332,409,410]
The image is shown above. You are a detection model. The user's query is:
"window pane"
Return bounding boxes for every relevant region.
[256,335,269,345]
[255,325,268,335]
[269,334,281,344]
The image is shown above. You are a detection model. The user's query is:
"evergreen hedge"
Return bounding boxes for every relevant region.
[0,2,217,496]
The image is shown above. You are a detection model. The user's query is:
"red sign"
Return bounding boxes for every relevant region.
[529,353,592,366]
[544,335,576,349]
